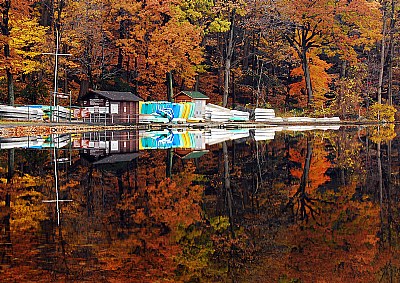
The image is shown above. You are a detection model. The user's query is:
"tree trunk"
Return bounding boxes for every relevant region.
[298,138,313,220]
[387,0,395,106]
[223,10,236,108]
[194,74,199,91]
[387,140,393,245]
[133,57,139,93]
[126,56,130,82]
[340,60,347,79]
[78,79,89,101]
[6,69,14,106]
[166,71,173,102]
[1,1,13,105]
[301,138,313,191]
[301,49,313,106]
[223,57,231,107]
[378,142,384,229]
[255,59,264,108]
[378,2,388,104]
[232,71,236,108]
[62,45,68,95]
[117,9,125,70]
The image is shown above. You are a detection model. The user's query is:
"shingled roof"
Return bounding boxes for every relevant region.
[83,90,143,102]
[176,91,209,99]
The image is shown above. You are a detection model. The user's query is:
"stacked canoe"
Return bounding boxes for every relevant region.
[139,101,195,123]
[0,105,44,121]
[43,105,71,121]
[205,104,250,122]
[283,117,316,123]
[282,116,341,124]
[231,110,250,121]
[255,108,283,122]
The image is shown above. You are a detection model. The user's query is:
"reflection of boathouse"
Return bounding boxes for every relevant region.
[76,131,141,199]
[75,131,139,164]
[79,90,143,124]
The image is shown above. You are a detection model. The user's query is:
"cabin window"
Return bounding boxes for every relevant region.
[111,104,119,114]
[124,106,127,113]
[111,141,119,151]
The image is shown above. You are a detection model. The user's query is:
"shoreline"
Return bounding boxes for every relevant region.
[0,122,140,138]
[0,120,388,138]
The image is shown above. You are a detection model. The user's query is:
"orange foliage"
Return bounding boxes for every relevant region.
[278,181,382,282]
[104,166,204,281]
[117,1,203,100]
[289,52,332,109]
[289,137,331,196]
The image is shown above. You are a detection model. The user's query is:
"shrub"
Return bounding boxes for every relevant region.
[366,103,397,122]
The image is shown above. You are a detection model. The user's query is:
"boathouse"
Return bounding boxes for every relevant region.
[173,91,209,118]
[79,90,142,124]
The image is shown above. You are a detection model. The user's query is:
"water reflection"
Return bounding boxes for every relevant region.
[1,125,400,282]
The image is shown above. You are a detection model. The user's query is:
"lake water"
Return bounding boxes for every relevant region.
[0,125,399,282]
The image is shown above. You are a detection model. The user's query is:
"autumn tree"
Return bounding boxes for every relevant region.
[328,0,381,115]
[239,0,294,108]
[61,0,117,91]
[113,0,204,101]
[276,0,333,106]
[277,0,382,110]
[0,1,47,105]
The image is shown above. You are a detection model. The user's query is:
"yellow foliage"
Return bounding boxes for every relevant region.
[210,216,230,232]
[11,190,49,232]
[2,17,48,75]
[370,124,396,144]
[366,103,397,122]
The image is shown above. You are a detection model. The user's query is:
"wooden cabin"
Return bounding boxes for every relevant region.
[79,89,142,124]
[173,91,209,118]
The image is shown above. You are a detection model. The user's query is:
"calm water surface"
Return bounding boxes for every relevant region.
[0,125,399,282]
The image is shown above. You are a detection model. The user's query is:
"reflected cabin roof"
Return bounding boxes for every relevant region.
[93,153,141,165]
[84,90,143,102]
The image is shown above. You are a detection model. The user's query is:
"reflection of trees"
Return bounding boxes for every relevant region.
[370,128,400,282]
[286,138,316,221]
[284,135,333,223]
[275,128,400,282]
[0,175,11,267]
[33,150,210,281]
[223,141,234,237]
[0,149,14,266]
[0,148,54,281]
[227,130,384,282]
[3,127,400,281]
[267,132,383,282]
